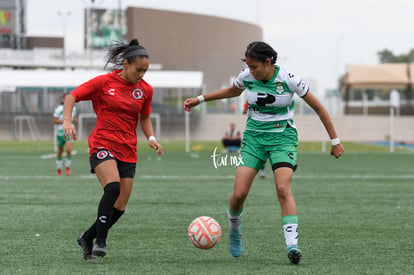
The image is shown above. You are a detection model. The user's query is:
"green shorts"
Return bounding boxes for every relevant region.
[238,127,298,171]
[56,129,72,147]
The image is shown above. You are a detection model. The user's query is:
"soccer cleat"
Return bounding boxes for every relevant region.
[57,168,62,176]
[287,245,302,264]
[65,167,71,175]
[229,226,243,257]
[92,243,107,257]
[77,233,96,260]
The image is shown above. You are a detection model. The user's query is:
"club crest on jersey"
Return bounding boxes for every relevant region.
[275,83,285,94]
[132,88,143,99]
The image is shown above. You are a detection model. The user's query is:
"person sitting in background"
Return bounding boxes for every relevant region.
[222,123,241,152]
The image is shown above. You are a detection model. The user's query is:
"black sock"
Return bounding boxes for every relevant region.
[83,207,125,242]
[95,182,120,245]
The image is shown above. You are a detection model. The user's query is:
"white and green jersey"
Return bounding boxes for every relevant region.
[53,104,77,134]
[233,65,309,132]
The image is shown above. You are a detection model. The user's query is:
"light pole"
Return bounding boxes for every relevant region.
[57,10,71,68]
[334,34,344,86]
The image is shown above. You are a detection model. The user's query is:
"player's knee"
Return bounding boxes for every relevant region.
[231,192,247,205]
[275,184,291,200]
[104,181,121,197]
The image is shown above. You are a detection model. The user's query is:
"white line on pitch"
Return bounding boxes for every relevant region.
[1,174,414,181]
[40,151,78,159]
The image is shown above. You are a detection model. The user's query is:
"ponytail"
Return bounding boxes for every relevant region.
[104,38,149,69]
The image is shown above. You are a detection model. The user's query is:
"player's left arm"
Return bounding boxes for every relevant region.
[302,91,344,159]
[140,115,164,156]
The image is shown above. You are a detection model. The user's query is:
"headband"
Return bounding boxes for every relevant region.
[123,48,148,59]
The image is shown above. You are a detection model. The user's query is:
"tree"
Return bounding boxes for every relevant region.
[377,48,414,63]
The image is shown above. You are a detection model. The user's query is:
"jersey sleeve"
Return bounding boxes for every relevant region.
[140,85,153,116]
[72,106,77,118]
[71,75,105,102]
[52,106,61,118]
[286,70,309,98]
[232,68,250,90]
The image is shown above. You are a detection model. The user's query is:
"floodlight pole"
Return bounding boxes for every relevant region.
[57,10,71,68]
[389,89,399,153]
[185,111,190,153]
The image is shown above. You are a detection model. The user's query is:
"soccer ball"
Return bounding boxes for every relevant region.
[188,216,222,249]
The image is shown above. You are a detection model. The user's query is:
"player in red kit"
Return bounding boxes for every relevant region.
[62,38,163,260]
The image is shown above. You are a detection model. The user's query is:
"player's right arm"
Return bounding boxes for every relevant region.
[52,106,63,125]
[184,68,248,111]
[62,75,103,141]
[62,94,77,141]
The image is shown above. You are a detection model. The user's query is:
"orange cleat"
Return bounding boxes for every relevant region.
[57,168,62,176]
[66,167,71,175]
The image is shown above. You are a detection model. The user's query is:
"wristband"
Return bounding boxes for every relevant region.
[148,136,156,142]
[197,95,205,103]
[331,137,340,146]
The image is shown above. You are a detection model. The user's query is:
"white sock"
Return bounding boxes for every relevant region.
[227,210,243,231]
[56,159,62,169]
[283,223,298,247]
[65,157,72,168]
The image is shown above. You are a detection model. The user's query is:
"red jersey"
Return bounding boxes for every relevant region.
[71,70,153,163]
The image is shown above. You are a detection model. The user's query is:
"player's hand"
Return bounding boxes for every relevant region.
[63,120,77,141]
[183,97,200,112]
[149,140,164,156]
[330,144,344,159]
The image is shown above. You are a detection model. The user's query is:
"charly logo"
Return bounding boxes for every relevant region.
[97,150,108,159]
[99,215,107,224]
[210,147,244,169]
[132,88,143,99]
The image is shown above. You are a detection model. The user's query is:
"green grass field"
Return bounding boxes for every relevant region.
[0,141,413,274]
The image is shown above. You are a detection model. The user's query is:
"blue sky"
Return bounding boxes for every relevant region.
[26,0,414,95]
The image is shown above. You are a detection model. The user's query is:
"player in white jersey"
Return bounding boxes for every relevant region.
[184,41,344,264]
[53,93,77,175]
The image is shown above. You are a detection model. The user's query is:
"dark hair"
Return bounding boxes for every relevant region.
[244,41,278,65]
[60,92,69,104]
[104,38,149,69]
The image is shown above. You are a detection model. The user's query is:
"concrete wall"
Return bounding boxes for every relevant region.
[190,114,414,143]
[26,36,63,49]
[126,7,263,92]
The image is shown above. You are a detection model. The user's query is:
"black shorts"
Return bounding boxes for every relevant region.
[89,149,136,178]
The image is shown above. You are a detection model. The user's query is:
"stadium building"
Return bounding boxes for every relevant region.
[0,2,262,140]
[1,1,412,145]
